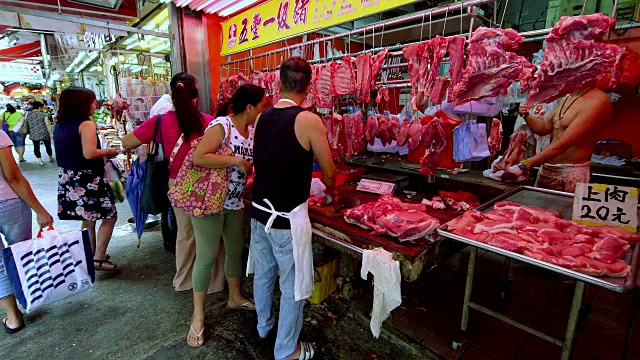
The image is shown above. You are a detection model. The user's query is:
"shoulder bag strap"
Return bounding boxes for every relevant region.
[150,114,162,155]
[222,116,233,149]
[169,134,184,167]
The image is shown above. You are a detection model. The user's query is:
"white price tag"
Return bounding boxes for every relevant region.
[573,183,639,233]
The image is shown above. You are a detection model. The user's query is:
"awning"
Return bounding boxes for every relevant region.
[0,41,42,61]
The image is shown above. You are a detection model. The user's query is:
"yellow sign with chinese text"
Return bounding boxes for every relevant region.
[220,0,418,55]
[573,183,639,233]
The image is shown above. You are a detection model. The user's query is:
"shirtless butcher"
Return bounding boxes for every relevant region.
[502,81,613,192]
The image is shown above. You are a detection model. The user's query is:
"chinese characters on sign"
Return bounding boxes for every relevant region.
[221,0,418,55]
[277,1,291,31]
[573,183,639,233]
[0,62,43,83]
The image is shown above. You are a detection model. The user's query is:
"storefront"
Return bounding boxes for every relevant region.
[167,0,640,359]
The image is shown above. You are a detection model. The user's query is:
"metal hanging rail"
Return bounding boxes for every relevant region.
[248,35,468,73]
[221,0,497,67]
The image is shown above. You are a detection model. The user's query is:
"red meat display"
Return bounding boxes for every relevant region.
[344,195,440,242]
[446,201,640,277]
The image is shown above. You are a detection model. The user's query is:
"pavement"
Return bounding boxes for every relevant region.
[0,144,418,360]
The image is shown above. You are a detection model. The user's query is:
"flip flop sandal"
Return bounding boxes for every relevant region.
[299,342,315,360]
[187,325,205,348]
[227,300,256,311]
[3,317,25,334]
[94,259,119,272]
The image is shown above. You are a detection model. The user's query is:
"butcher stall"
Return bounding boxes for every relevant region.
[220,0,640,358]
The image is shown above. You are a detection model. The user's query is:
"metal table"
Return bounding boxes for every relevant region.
[437,186,640,360]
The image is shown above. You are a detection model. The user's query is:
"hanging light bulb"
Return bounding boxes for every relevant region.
[118,54,125,63]
[109,56,118,65]
[96,65,103,72]
[140,35,147,48]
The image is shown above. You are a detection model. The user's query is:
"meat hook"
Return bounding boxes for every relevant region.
[442,4,450,36]
[500,0,510,28]
[460,2,464,34]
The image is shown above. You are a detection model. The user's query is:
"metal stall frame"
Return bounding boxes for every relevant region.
[438,186,640,360]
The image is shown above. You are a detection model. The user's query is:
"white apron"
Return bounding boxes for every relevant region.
[248,199,314,302]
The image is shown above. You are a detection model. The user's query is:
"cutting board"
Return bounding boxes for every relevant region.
[309,204,344,219]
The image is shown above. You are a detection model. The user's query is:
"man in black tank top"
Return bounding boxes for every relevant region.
[250,57,335,360]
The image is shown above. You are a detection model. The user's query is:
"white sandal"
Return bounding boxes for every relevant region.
[299,342,315,360]
[187,325,205,348]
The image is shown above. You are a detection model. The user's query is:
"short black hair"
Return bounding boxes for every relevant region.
[6,104,16,113]
[280,57,312,94]
[32,101,44,109]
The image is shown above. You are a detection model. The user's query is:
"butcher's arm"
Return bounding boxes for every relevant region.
[303,113,336,190]
[192,124,245,169]
[526,102,610,168]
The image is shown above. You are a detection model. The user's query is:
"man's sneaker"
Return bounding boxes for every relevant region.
[38,159,44,166]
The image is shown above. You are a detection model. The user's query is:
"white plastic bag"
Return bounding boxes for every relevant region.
[1,229,95,313]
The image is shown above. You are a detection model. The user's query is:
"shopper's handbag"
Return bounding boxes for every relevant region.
[1,228,95,313]
[168,118,233,217]
[1,113,7,133]
[453,120,490,162]
[140,114,170,215]
[19,112,29,134]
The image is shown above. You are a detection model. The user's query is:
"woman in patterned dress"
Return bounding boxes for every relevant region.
[25,101,54,166]
[53,87,119,271]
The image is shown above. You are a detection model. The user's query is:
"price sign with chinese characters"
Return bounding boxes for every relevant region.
[221,0,419,55]
[573,183,639,233]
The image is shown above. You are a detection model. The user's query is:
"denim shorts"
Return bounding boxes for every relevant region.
[0,198,32,298]
[7,131,26,148]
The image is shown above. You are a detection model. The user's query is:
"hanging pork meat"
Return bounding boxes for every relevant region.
[331,56,356,96]
[370,47,389,89]
[355,53,372,103]
[314,63,333,108]
[419,118,447,176]
[402,42,428,111]
[527,14,625,105]
[407,118,423,151]
[366,115,379,145]
[447,36,466,102]
[424,36,449,99]
[397,120,411,147]
[451,27,535,106]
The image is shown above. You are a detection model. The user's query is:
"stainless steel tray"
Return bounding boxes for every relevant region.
[437,186,639,293]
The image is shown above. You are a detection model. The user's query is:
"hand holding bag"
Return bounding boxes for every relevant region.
[1,228,95,313]
[140,114,170,215]
[168,118,233,217]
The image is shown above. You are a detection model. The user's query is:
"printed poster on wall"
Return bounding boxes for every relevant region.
[221,0,419,55]
[0,62,44,83]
